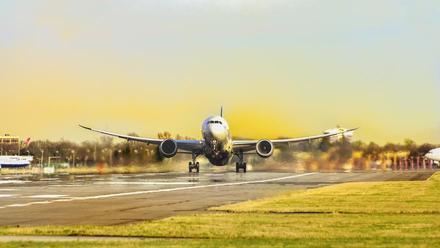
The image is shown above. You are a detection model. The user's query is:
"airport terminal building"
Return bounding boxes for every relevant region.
[0,134,20,155]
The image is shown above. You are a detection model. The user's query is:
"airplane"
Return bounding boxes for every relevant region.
[323,126,355,143]
[425,148,440,165]
[80,108,357,173]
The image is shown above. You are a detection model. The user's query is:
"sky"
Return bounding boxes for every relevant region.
[0,0,439,144]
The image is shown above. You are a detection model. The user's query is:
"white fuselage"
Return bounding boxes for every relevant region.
[201,116,233,166]
[425,148,440,162]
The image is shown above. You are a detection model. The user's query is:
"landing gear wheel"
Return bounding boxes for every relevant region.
[235,162,247,173]
[189,161,199,173]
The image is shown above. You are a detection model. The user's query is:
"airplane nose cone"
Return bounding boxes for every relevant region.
[209,125,227,141]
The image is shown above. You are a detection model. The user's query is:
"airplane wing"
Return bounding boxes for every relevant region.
[232,128,358,152]
[79,125,204,152]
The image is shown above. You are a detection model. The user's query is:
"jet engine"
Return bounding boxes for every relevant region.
[159,139,178,158]
[256,140,274,158]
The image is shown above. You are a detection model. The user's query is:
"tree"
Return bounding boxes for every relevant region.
[417,143,436,156]
[404,139,418,156]
[364,142,381,160]
[318,138,331,152]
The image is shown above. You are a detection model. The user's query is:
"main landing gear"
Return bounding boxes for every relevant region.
[189,153,200,173]
[235,150,247,173]
[236,162,247,173]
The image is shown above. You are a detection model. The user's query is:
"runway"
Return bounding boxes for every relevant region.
[0,171,434,226]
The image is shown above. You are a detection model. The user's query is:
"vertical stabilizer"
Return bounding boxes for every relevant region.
[220,106,223,117]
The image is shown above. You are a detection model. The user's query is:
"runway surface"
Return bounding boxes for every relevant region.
[0,171,434,226]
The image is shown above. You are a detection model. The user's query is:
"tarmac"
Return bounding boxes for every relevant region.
[0,170,434,226]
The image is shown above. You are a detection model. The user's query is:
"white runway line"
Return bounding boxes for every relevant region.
[0,180,30,185]
[26,195,68,199]
[0,194,15,198]
[0,189,17,191]
[50,184,87,187]
[94,182,198,185]
[0,173,316,209]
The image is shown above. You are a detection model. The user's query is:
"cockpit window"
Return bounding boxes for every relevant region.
[208,120,222,124]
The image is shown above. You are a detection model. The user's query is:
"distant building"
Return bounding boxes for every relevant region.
[0,134,20,145]
[0,134,20,155]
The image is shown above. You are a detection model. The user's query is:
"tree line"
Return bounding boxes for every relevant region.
[14,132,439,169]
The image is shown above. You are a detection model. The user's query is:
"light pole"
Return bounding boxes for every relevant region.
[71,150,76,167]
[40,149,44,167]
[85,149,90,165]
[93,141,97,163]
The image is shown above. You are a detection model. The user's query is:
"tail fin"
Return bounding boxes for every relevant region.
[24,138,31,147]
[220,106,223,117]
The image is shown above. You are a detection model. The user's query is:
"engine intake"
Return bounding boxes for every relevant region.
[256,140,274,158]
[159,139,178,158]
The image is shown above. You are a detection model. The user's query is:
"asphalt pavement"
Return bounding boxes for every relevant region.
[0,170,434,226]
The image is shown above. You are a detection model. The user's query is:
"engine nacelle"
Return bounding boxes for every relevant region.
[256,140,274,158]
[159,139,178,158]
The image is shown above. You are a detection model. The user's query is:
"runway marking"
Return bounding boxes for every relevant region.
[0,180,30,185]
[0,173,316,209]
[50,184,88,187]
[94,182,198,185]
[39,178,59,181]
[0,189,17,191]
[27,195,68,199]
[0,194,15,198]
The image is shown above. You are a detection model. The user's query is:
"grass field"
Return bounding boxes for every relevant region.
[1,172,439,247]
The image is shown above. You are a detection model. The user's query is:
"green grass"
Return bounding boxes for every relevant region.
[211,172,440,214]
[3,238,440,248]
[1,172,439,247]
[1,213,440,239]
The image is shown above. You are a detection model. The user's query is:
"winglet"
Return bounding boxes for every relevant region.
[341,127,359,134]
[79,124,92,131]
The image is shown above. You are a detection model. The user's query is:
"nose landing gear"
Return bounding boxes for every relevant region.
[189,161,199,173]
